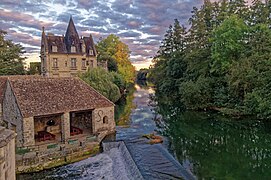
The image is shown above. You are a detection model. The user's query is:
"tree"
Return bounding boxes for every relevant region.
[79,68,124,103]
[210,15,248,74]
[0,30,25,75]
[96,34,135,85]
[150,0,271,118]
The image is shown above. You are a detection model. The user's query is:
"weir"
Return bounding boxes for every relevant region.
[102,140,196,180]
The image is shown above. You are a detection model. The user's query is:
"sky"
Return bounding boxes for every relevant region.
[0,0,250,70]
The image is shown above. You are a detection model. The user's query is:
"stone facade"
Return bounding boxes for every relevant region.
[0,76,115,173]
[42,53,97,78]
[2,81,23,147]
[0,126,16,180]
[40,17,101,77]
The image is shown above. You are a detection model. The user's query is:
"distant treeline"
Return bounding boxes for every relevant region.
[150,0,271,118]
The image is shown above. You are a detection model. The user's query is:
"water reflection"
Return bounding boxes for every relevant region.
[161,111,271,179]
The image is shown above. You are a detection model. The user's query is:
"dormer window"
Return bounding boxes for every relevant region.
[71,46,76,53]
[89,49,93,55]
[52,46,57,52]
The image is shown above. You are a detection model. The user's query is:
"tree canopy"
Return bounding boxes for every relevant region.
[96,34,135,85]
[0,30,26,75]
[79,67,125,103]
[150,0,271,119]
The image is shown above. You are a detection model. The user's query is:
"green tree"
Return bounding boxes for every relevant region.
[96,34,135,85]
[210,15,248,74]
[0,30,25,75]
[79,68,124,103]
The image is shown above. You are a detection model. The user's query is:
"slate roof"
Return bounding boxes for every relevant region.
[1,76,114,118]
[42,17,97,56]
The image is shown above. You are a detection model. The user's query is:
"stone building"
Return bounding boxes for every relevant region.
[0,76,115,172]
[40,17,106,77]
[0,78,7,125]
[0,126,16,180]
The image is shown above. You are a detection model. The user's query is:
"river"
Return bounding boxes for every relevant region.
[18,83,271,179]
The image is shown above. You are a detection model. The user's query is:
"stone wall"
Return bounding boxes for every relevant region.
[16,134,100,173]
[0,126,16,180]
[45,53,97,77]
[22,117,35,147]
[92,106,115,140]
[2,81,24,147]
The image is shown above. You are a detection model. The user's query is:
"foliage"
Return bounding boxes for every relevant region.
[136,68,149,81]
[79,68,125,103]
[150,0,271,119]
[28,62,41,75]
[96,34,135,85]
[0,30,26,75]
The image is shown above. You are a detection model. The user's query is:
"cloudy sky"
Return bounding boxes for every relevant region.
[1,0,211,69]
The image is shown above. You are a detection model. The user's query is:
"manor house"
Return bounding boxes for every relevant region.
[40,17,105,77]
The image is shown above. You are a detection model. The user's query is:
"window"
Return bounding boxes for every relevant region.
[52,46,57,52]
[52,58,58,68]
[71,58,77,68]
[82,59,86,68]
[65,61,67,67]
[86,60,89,66]
[71,46,76,53]
[89,49,94,55]
[103,116,108,124]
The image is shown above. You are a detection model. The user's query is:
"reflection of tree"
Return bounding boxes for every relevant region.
[115,86,136,125]
[159,110,271,179]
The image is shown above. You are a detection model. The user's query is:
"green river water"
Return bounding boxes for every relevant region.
[162,111,271,179]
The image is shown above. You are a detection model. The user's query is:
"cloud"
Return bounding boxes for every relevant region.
[0,0,206,69]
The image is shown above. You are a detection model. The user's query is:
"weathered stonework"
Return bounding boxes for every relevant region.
[0,126,16,180]
[92,106,115,141]
[0,76,115,173]
[61,112,70,142]
[22,117,35,147]
[2,81,23,147]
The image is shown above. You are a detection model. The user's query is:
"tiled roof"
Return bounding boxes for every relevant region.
[3,76,114,118]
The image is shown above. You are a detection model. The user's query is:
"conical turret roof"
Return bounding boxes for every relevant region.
[65,16,80,53]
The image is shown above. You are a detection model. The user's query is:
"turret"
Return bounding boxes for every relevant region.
[64,16,80,53]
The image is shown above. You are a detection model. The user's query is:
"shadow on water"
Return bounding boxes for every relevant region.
[161,110,271,179]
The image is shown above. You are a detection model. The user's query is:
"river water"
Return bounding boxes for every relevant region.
[18,83,271,179]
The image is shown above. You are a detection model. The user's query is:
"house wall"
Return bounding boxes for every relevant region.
[92,106,115,140]
[0,127,16,180]
[2,81,24,147]
[61,112,70,142]
[22,117,35,147]
[45,53,97,77]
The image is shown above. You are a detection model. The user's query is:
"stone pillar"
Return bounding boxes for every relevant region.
[22,117,35,147]
[0,126,16,180]
[61,112,70,142]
